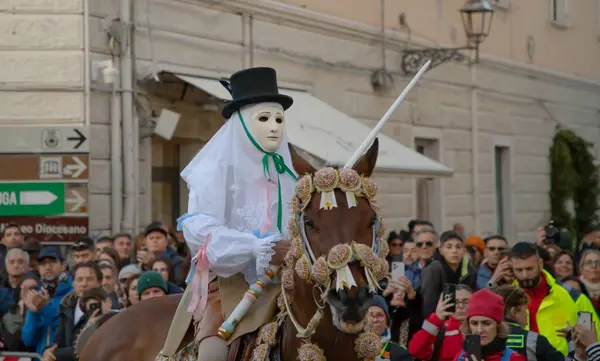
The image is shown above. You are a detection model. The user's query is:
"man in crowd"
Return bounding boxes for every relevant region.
[113,233,133,267]
[137,271,168,301]
[0,223,24,270]
[477,235,511,289]
[22,237,41,275]
[510,242,577,355]
[42,261,103,361]
[71,237,96,265]
[99,263,120,309]
[137,224,184,285]
[21,247,73,356]
[406,227,437,289]
[94,236,114,256]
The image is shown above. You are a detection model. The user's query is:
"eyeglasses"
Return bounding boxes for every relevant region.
[456,299,469,307]
[119,277,131,284]
[369,312,386,320]
[487,246,506,252]
[416,241,434,248]
[390,243,403,248]
[583,260,600,267]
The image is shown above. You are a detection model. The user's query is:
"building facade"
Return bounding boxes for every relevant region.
[2,0,600,242]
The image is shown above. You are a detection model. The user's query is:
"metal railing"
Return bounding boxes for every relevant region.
[0,351,43,360]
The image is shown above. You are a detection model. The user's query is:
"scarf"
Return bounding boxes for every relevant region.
[462,336,506,360]
[581,276,600,299]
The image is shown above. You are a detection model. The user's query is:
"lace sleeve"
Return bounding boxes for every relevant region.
[178,212,280,283]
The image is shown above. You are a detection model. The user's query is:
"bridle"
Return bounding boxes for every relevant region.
[257,167,390,361]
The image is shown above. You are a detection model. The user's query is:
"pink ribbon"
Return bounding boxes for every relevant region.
[261,178,277,235]
[187,233,211,313]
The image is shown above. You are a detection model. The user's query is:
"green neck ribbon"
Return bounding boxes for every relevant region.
[237,110,298,233]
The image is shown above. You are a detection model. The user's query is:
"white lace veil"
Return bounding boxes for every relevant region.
[181,102,297,238]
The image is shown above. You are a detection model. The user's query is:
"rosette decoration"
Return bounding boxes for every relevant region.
[313,167,339,210]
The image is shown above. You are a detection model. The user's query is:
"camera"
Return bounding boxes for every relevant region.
[544,221,561,245]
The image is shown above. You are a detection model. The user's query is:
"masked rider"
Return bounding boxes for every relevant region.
[157,67,297,361]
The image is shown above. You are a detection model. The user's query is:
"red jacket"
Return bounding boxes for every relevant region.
[408,313,463,361]
[452,348,526,361]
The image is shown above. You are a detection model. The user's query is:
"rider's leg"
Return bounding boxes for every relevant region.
[196,336,229,361]
[159,286,194,357]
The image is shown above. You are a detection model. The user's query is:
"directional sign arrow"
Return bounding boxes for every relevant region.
[67,129,87,150]
[63,156,87,179]
[66,190,85,212]
[19,191,58,206]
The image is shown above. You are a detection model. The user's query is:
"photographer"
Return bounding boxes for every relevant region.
[42,261,102,361]
[21,247,73,356]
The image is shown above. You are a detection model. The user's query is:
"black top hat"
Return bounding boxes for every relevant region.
[220,67,293,119]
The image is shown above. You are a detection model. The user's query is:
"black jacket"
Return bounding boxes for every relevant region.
[51,291,89,361]
[419,256,477,318]
[381,340,413,361]
[505,319,564,361]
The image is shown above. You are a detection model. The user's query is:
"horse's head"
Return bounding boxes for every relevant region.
[281,139,389,337]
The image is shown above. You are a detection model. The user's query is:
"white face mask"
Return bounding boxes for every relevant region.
[248,105,285,152]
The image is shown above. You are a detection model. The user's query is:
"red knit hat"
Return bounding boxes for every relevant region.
[466,289,505,323]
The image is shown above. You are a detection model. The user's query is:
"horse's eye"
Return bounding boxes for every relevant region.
[304,217,316,230]
[371,216,378,226]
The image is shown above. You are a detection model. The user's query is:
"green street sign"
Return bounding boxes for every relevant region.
[0,182,65,216]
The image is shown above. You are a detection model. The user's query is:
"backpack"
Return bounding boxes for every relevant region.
[457,348,514,361]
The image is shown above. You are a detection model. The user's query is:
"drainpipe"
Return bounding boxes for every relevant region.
[83,0,90,127]
[120,0,135,234]
[131,0,140,233]
[110,75,122,234]
[471,65,480,235]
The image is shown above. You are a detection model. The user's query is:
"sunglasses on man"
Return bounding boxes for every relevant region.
[416,241,434,248]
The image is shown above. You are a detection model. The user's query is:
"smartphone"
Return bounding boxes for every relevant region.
[499,250,511,261]
[578,311,593,330]
[443,283,457,313]
[391,261,405,280]
[88,302,101,314]
[465,334,482,360]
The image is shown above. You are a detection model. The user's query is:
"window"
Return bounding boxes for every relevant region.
[415,138,442,229]
[491,0,510,10]
[494,146,510,235]
[550,0,570,27]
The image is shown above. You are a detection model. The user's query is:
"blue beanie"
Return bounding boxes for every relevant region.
[370,295,390,323]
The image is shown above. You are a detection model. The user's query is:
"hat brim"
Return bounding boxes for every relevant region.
[221,94,293,119]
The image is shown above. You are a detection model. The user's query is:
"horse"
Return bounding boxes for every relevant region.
[79,138,387,361]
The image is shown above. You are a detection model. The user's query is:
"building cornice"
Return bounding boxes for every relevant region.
[197,0,600,92]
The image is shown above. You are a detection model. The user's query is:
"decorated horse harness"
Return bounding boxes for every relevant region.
[251,167,390,361]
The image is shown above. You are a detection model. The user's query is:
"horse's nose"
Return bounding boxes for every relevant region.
[357,285,370,303]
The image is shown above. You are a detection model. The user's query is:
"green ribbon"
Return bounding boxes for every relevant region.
[237,110,298,233]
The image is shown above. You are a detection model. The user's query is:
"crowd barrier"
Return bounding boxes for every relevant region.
[0,351,43,361]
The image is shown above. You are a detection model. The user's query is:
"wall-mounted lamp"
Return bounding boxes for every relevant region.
[401,0,494,75]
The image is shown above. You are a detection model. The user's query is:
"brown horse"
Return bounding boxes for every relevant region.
[79,139,384,361]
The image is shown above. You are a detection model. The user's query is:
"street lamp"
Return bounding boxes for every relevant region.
[401,0,494,75]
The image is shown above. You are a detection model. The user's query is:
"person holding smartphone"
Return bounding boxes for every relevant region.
[453,289,525,361]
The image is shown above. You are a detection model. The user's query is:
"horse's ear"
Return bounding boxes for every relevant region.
[289,143,316,175]
[353,138,378,176]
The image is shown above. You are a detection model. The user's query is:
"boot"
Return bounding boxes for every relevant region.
[157,286,194,360]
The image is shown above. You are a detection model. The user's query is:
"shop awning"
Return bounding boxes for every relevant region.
[171,74,454,177]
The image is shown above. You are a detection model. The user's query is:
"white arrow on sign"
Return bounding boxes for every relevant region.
[66,190,85,212]
[63,156,87,179]
[19,191,58,206]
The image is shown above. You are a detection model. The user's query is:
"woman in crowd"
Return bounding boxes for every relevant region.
[552,250,577,281]
[0,275,38,352]
[98,247,120,268]
[579,249,600,311]
[409,285,472,361]
[493,285,564,361]
[150,258,183,294]
[366,295,413,361]
[454,289,525,361]
[125,274,141,307]
[117,264,142,308]
[465,236,485,268]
